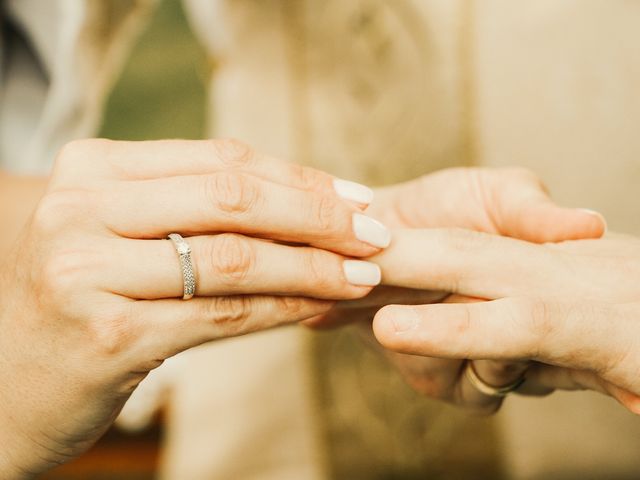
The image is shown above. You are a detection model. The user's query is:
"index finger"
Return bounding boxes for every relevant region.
[64,139,373,206]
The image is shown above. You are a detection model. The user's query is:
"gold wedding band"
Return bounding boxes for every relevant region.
[464,361,526,398]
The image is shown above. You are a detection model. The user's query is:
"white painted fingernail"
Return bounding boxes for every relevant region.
[343,260,381,286]
[333,179,374,205]
[353,213,392,248]
[578,208,608,234]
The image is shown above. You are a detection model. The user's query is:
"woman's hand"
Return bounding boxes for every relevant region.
[372,230,640,414]
[306,167,606,413]
[0,138,389,478]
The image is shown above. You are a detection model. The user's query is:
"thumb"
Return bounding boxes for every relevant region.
[489,168,606,243]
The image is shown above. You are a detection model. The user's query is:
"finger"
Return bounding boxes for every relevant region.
[440,295,531,411]
[472,360,530,390]
[438,295,530,411]
[374,167,606,241]
[372,229,555,298]
[522,364,640,415]
[484,168,606,242]
[457,360,530,413]
[128,295,333,360]
[520,364,592,396]
[303,288,448,329]
[372,298,620,374]
[80,139,367,197]
[103,173,389,257]
[386,352,464,402]
[105,235,381,300]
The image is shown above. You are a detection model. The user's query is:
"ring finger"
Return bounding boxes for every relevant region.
[458,359,531,412]
[103,234,382,300]
[443,295,530,411]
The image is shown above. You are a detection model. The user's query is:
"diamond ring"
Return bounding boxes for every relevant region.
[168,233,196,300]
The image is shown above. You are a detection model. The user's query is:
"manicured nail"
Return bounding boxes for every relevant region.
[343,260,381,286]
[353,213,391,248]
[334,179,374,205]
[578,208,608,234]
[389,308,419,333]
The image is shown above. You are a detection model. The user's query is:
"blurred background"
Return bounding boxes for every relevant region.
[39,0,640,478]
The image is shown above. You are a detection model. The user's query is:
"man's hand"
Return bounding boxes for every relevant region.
[372,231,640,414]
[307,167,606,413]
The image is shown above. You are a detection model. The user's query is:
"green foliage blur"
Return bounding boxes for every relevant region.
[99,0,208,141]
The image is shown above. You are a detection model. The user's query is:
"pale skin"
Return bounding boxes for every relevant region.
[310,167,608,414]
[0,138,389,478]
[0,155,615,477]
[372,230,640,415]
[339,168,640,414]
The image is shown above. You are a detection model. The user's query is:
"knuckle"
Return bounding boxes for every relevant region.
[208,234,255,283]
[292,164,327,191]
[529,299,555,338]
[32,191,87,234]
[210,138,255,168]
[443,228,488,254]
[309,193,338,236]
[54,139,111,172]
[209,296,253,332]
[54,140,88,167]
[87,309,132,358]
[510,297,554,357]
[205,172,260,215]
[274,296,308,318]
[304,249,336,292]
[40,249,92,301]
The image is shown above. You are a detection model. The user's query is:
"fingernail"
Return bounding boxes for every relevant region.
[388,307,419,333]
[343,260,381,286]
[353,213,391,248]
[334,179,374,205]
[578,208,608,234]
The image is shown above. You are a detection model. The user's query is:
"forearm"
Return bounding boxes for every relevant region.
[0,171,47,255]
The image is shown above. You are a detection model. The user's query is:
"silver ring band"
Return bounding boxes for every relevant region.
[168,233,196,300]
[464,361,526,398]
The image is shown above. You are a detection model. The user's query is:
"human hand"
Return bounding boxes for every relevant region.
[307,167,605,413]
[368,167,604,240]
[373,230,640,414]
[0,138,389,478]
[308,167,605,329]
